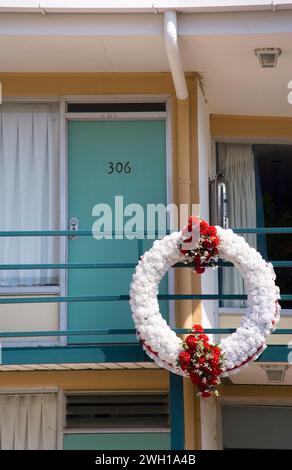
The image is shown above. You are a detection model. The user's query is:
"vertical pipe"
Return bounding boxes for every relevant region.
[164,11,188,101]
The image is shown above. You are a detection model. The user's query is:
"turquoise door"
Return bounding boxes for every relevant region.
[68,120,168,342]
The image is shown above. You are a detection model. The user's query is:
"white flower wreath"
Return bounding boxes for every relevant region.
[129,220,280,380]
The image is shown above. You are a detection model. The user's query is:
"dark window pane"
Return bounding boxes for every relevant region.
[67,102,166,113]
[254,144,292,308]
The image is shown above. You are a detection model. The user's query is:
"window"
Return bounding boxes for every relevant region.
[254,145,292,309]
[217,142,292,308]
[222,404,292,449]
[67,102,166,113]
[0,103,60,288]
[63,392,170,450]
[0,392,58,449]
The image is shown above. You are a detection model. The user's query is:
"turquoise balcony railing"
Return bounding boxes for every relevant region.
[0,227,291,362]
[0,227,292,365]
[0,227,292,449]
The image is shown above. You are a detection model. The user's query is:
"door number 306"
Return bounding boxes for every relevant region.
[107,161,131,174]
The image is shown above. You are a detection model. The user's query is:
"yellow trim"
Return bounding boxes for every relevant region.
[220,385,292,400]
[0,370,168,391]
[210,114,292,139]
[0,72,195,96]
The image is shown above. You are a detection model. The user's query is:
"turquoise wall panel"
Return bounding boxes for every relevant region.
[63,432,170,450]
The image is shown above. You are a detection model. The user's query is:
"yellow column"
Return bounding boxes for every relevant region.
[175,74,201,450]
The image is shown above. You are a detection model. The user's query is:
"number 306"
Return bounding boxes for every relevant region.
[107,161,131,174]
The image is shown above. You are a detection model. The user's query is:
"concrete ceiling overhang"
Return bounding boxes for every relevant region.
[0,10,292,116]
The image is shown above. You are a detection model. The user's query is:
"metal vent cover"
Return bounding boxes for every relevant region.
[65,392,169,429]
[262,365,288,383]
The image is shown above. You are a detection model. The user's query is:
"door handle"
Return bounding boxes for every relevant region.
[69,217,79,240]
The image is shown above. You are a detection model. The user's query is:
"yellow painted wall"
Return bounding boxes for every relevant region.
[220,384,292,400]
[0,369,168,391]
[210,114,292,139]
[0,295,58,342]
[0,72,190,97]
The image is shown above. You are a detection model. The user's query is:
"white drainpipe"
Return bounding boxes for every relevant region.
[164,10,188,100]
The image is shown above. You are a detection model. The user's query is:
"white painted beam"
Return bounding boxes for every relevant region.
[1,1,292,14]
[0,13,163,36]
[0,11,292,36]
[180,10,292,35]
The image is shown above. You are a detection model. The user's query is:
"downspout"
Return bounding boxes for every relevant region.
[164,10,192,332]
[164,10,188,100]
[164,11,197,450]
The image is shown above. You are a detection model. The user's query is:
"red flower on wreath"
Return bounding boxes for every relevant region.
[178,351,191,370]
[185,335,199,351]
[179,218,220,275]
[189,372,201,385]
[193,324,204,333]
[177,324,225,397]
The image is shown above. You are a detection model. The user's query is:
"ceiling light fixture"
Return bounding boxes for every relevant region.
[254,48,282,68]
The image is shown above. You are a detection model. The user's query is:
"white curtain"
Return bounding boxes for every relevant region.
[0,393,58,449]
[219,143,257,307]
[0,103,60,286]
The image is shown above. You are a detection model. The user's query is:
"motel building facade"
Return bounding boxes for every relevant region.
[0,0,292,450]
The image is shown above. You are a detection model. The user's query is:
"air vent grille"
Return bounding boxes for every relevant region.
[65,393,169,429]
